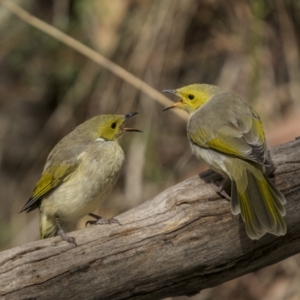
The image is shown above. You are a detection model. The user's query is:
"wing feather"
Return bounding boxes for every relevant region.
[20,163,79,213]
[187,92,267,164]
[20,141,87,213]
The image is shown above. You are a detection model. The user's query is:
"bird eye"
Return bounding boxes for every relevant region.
[188,94,195,100]
[111,122,117,129]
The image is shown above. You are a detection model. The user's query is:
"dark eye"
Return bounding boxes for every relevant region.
[111,122,117,129]
[188,94,194,100]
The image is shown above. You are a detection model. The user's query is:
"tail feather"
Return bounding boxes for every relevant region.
[40,213,58,239]
[234,181,266,239]
[274,212,287,236]
[254,174,287,236]
[231,168,287,239]
[230,181,240,215]
[247,171,277,232]
[265,177,286,212]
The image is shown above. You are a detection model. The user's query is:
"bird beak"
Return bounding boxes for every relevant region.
[125,112,139,119]
[122,112,142,132]
[162,89,182,111]
[162,102,182,111]
[162,89,177,95]
[122,128,142,132]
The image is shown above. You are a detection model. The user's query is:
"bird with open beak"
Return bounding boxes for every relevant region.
[20,113,141,246]
[163,84,286,240]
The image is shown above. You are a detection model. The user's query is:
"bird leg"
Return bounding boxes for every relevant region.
[264,161,276,176]
[55,217,77,247]
[85,213,102,226]
[210,178,231,201]
[86,213,120,226]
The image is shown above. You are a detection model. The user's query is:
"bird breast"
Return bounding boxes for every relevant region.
[41,140,125,221]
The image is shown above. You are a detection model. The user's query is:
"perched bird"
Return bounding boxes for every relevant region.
[163,84,287,240]
[20,113,141,246]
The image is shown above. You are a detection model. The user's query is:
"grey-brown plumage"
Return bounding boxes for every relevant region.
[20,113,140,245]
[163,84,287,239]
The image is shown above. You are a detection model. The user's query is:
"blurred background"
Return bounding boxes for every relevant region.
[0,0,300,299]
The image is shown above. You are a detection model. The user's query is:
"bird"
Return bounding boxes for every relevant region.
[20,113,141,246]
[163,84,287,240]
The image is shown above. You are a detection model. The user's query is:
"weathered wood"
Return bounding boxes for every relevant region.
[1,139,300,300]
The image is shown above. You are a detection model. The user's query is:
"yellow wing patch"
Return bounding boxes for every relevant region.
[207,136,243,157]
[189,115,266,164]
[189,129,252,160]
[20,164,77,212]
[32,164,75,200]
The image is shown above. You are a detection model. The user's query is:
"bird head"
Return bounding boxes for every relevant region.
[77,112,141,142]
[163,84,222,114]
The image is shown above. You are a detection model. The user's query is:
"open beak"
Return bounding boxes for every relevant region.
[162,89,177,95]
[125,112,139,119]
[122,112,142,132]
[123,128,142,132]
[162,89,182,111]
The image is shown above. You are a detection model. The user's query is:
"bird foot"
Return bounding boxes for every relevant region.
[55,217,77,246]
[86,217,121,226]
[210,178,231,201]
[58,229,77,247]
[97,217,121,225]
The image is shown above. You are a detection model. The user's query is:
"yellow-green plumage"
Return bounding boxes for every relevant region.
[20,113,140,244]
[163,84,287,239]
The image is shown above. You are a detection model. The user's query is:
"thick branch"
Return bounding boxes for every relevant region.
[1,139,300,300]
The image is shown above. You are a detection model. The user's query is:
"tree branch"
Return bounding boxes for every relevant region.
[1,139,300,300]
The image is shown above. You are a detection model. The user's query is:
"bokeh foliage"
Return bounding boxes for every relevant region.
[0,0,300,299]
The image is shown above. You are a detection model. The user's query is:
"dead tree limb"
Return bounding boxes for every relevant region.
[1,139,300,300]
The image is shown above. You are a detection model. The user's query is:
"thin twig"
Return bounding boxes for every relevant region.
[0,0,187,120]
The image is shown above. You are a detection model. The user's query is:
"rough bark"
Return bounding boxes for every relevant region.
[1,139,300,300]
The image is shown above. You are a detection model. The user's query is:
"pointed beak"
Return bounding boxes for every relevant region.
[122,112,142,132]
[125,112,139,119]
[122,128,142,132]
[162,89,177,95]
[162,89,182,111]
[162,102,182,111]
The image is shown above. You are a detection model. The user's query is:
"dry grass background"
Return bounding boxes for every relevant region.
[0,0,300,299]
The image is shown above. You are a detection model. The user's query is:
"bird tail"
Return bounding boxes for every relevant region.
[40,213,58,239]
[230,165,287,240]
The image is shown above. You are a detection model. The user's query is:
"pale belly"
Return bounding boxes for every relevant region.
[189,141,230,178]
[40,141,124,223]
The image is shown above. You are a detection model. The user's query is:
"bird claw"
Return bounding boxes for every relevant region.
[86,217,121,226]
[66,236,77,247]
[210,179,231,201]
[55,217,77,246]
[58,230,77,247]
[97,217,121,225]
[85,220,95,227]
